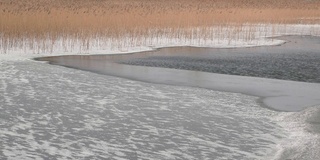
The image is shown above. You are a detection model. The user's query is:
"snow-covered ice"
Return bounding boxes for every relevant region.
[0,24,320,159]
[0,59,289,159]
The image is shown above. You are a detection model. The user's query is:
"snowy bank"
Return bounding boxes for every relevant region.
[1,24,320,59]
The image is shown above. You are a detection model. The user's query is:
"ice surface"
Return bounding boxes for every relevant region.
[0,59,287,159]
[1,24,320,159]
[273,105,320,160]
[41,56,320,112]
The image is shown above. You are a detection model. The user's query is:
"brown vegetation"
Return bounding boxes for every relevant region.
[0,0,320,53]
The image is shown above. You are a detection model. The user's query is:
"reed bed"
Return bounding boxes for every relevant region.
[1,0,320,54]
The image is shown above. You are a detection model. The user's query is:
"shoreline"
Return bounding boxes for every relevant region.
[2,23,320,59]
[35,35,320,112]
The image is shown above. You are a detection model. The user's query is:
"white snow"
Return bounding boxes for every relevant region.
[0,59,286,159]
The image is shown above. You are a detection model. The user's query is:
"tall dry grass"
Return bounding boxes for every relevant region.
[1,0,320,54]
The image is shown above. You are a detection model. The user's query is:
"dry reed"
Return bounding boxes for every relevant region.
[1,0,320,54]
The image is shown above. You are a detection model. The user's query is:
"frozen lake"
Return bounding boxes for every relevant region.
[0,36,319,159]
[38,36,320,112]
[0,59,292,159]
